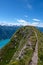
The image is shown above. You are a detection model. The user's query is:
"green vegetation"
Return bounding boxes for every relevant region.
[32,27,43,65]
[37,31,43,65]
[0,26,43,65]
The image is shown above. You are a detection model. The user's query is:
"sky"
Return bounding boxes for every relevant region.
[0,0,43,27]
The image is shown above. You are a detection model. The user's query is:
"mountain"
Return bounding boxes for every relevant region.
[0,25,43,41]
[36,27,43,32]
[0,26,43,65]
[0,25,20,40]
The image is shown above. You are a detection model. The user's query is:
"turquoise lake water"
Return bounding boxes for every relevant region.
[0,39,10,49]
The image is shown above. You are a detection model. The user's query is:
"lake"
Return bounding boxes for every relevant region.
[0,39,10,49]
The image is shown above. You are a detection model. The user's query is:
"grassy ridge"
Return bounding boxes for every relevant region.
[0,26,43,65]
[7,26,37,65]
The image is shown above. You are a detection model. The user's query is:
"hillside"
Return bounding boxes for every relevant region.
[0,25,20,40]
[0,26,43,65]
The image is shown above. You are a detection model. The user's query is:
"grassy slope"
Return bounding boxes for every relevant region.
[37,31,43,65]
[33,27,43,65]
[0,26,43,65]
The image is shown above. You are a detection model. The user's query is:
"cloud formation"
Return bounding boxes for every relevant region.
[32,18,40,22]
[24,15,28,18]
[17,19,43,27]
[30,22,39,26]
[17,19,29,26]
[0,19,43,27]
[27,4,32,9]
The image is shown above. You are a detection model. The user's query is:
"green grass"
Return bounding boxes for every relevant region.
[32,27,43,65]
[38,32,43,65]
[0,26,42,65]
[7,26,37,65]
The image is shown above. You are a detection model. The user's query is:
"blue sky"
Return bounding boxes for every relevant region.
[0,0,43,27]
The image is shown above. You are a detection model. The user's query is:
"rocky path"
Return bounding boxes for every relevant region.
[29,31,38,65]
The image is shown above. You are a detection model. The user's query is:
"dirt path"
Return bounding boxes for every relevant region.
[18,44,27,59]
[29,31,38,65]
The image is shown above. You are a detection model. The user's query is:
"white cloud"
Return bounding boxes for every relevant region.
[17,19,26,23]
[17,19,43,27]
[30,22,39,26]
[17,19,40,27]
[0,19,43,27]
[37,23,43,27]
[17,19,29,26]
[27,4,32,9]
[24,15,28,18]
[33,18,40,22]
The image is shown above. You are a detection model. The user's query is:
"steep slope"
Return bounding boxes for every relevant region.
[31,27,43,65]
[0,25,20,40]
[29,30,38,65]
[0,26,43,65]
[37,30,43,65]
